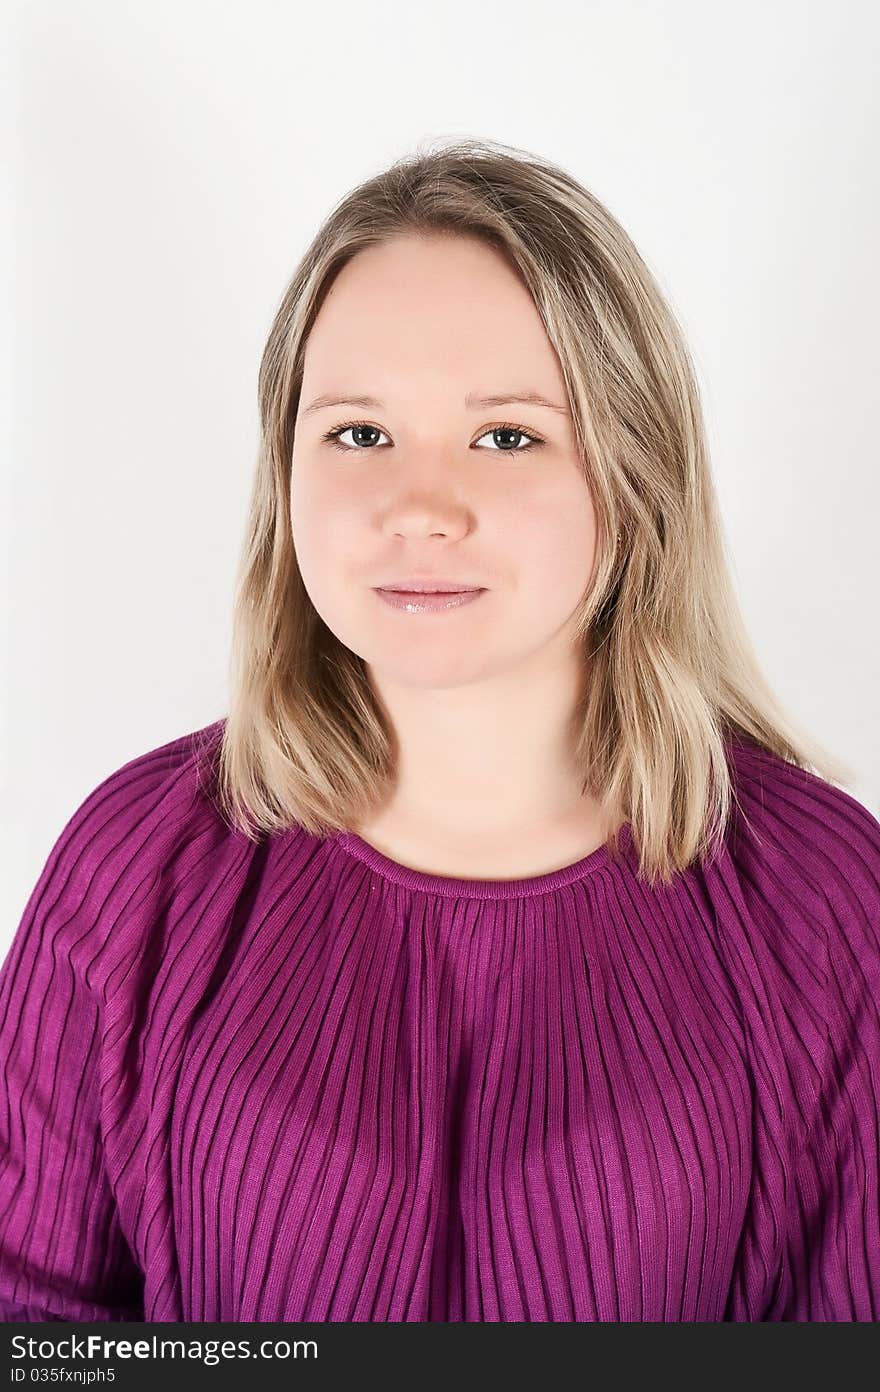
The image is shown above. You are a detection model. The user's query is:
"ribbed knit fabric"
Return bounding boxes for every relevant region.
[1,720,878,1323]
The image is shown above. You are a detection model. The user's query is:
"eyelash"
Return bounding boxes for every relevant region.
[319,419,547,454]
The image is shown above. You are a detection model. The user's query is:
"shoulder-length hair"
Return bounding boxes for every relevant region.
[209,135,853,887]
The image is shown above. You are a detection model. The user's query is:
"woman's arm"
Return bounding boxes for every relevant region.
[770,794,880,1320]
[0,809,145,1322]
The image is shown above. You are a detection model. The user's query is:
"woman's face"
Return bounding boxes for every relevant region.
[291,232,599,691]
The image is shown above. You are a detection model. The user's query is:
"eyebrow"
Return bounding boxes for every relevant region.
[299,390,569,417]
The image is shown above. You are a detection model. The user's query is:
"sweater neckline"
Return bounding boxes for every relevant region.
[329,821,634,900]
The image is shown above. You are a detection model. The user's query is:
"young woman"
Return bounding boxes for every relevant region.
[1,137,877,1323]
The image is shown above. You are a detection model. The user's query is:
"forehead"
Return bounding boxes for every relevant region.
[302,233,565,394]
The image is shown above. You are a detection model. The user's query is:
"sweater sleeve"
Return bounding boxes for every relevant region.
[0,797,146,1322]
[771,790,880,1321]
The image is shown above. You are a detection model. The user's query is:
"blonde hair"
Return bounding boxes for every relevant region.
[208,135,854,887]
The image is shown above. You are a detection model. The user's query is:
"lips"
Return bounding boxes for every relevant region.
[377,583,482,594]
[374,588,487,613]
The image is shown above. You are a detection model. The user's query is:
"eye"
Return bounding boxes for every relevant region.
[472,424,545,453]
[320,420,546,454]
[321,422,391,451]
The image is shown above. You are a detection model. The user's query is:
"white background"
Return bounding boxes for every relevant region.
[3,0,879,945]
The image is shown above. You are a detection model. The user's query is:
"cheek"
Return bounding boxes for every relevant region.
[291,464,356,573]
[291,477,337,608]
[511,485,598,605]
[290,478,377,662]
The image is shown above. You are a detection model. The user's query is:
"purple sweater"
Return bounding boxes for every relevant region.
[1,721,878,1322]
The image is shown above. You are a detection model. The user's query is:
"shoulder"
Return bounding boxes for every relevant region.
[721,735,880,990]
[723,734,880,906]
[26,718,239,933]
[4,719,249,1013]
[715,738,880,1133]
[53,715,228,841]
